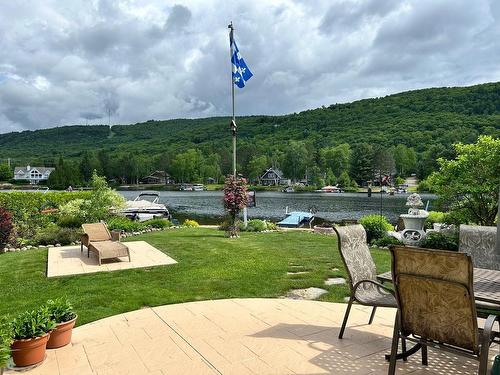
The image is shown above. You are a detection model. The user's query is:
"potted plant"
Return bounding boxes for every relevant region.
[10,307,55,367]
[45,298,77,349]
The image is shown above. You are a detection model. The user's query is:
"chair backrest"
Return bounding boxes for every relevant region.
[334,225,377,291]
[390,246,479,353]
[459,224,498,270]
[82,223,111,242]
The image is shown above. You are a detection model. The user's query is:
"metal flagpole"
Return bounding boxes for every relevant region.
[228,21,237,178]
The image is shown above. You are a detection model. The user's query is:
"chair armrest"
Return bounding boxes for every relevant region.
[111,230,121,242]
[353,279,394,296]
[481,314,500,348]
[81,233,90,247]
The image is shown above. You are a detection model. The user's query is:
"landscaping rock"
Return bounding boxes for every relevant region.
[285,287,328,300]
[38,245,45,248]
[331,268,340,272]
[324,277,346,286]
[55,243,61,247]
[344,297,351,303]
[21,247,27,251]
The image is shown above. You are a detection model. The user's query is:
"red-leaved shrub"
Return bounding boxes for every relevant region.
[0,207,13,249]
[223,175,248,238]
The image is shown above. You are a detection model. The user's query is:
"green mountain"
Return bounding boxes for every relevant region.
[1,82,499,184]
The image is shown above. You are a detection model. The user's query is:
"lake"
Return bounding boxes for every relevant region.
[119,191,437,224]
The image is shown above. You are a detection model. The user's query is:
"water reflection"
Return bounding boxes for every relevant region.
[119,191,436,223]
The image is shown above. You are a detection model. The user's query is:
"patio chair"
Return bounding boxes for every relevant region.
[334,225,400,339]
[388,246,500,375]
[459,224,499,270]
[81,223,131,265]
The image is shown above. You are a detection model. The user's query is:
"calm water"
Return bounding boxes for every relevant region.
[119,191,437,224]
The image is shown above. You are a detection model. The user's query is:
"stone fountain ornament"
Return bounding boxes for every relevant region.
[400,193,429,245]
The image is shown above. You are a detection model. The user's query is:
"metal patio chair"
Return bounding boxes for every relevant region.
[334,225,400,339]
[388,246,500,375]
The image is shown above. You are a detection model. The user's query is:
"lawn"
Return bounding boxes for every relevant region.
[0,228,390,326]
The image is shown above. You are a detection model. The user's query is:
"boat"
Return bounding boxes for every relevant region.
[179,184,205,191]
[282,186,295,193]
[316,185,342,193]
[277,209,315,228]
[121,192,171,221]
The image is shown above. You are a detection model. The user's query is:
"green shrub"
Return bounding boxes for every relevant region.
[57,215,85,228]
[142,218,172,229]
[424,211,447,230]
[359,215,393,242]
[35,225,81,246]
[106,217,146,232]
[45,298,77,323]
[371,235,404,247]
[183,219,200,228]
[10,307,55,340]
[0,317,12,368]
[421,231,459,251]
[266,222,278,231]
[242,219,267,232]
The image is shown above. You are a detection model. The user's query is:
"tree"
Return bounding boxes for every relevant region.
[393,144,417,176]
[350,143,374,185]
[428,136,500,225]
[282,141,308,181]
[338,171,352,188]
[320,144,351,176]
[247,155,268,183]
[373,146,396,182]
[0,164,12,181]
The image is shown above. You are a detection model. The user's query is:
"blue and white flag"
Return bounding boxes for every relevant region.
[230,38,253,88]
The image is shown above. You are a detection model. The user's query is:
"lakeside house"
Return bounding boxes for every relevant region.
[259,168,290,186]
[141,170,175,185]
[14,165,54,184]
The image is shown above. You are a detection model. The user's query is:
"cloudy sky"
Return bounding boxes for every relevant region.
[1,0,499,134]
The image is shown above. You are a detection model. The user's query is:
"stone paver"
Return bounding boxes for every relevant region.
[324,277,346,286]
[285,287,329,300]
[5,299,491,374]
[47,241,177,277]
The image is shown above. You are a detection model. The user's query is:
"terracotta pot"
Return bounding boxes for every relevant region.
[11,333,50,367]
[47,316,77,349]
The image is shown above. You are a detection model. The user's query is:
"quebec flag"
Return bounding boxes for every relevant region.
[231,39,253,88]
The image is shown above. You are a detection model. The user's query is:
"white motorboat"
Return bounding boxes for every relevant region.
[122,192,171,221]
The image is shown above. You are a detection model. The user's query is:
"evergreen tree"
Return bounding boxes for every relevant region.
[350,143,374,185]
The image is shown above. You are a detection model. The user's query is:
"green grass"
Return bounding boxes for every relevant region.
[0,228,390,326]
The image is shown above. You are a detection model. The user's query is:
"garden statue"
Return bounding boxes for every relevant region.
[399,193,429,245]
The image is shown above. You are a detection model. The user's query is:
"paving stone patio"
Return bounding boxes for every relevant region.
[6,298,493,374]
[46,241,177,277]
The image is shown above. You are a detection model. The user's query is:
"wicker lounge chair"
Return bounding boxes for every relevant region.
[388,246,499,375]
[334,225,401,339]
[81,223,130,265]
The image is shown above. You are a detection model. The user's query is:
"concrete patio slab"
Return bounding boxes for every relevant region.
[5,299,493,374]
[46,241,177,277]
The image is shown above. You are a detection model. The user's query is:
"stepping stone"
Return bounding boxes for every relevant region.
[286,271,309,275]
[331,268,339,272]
[285,287,328,300]
[324,277,346,286]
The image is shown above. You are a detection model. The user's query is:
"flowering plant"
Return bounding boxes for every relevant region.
[223,175,248,238]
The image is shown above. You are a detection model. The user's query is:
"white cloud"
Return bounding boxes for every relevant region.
[0,0,499,133]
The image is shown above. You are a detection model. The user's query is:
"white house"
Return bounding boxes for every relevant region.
[14,165,55,184]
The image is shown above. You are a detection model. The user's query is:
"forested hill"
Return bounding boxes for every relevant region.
[1,82,499,182]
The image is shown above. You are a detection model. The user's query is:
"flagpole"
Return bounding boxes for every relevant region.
[228,21,237,178]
